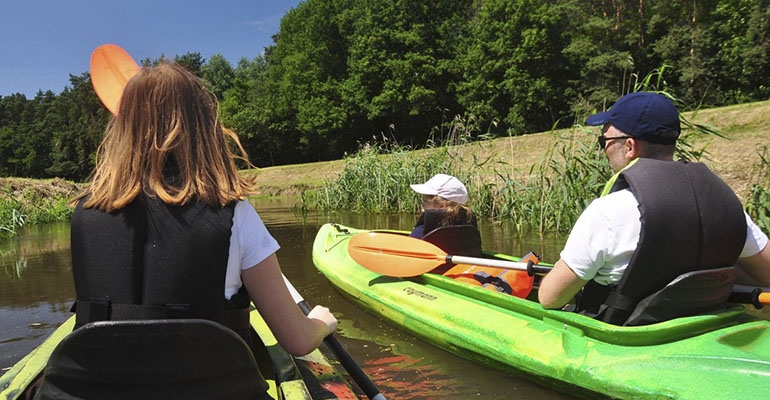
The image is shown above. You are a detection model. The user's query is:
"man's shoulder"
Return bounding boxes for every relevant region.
[581,189,640,224]
[593,188,637,207]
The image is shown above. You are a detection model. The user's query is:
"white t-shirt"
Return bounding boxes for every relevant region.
[224,200,280,299]
[561,188,769,286]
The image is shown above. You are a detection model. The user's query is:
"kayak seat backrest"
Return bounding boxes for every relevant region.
[422,225,483,258]
[624,267,735,326]
[33,319,271,400]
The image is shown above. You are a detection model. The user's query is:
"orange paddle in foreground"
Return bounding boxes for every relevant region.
[90,44,141,115]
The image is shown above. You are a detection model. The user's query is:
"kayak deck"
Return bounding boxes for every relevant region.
[313,222,770,399]
[0,307,360,400]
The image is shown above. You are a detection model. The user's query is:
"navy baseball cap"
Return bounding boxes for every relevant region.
[586,92,680,144]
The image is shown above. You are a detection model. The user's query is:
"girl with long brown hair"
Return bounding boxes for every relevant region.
[70,63,336,363]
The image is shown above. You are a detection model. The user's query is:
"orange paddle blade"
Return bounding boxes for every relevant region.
[90,44,140,115]
[348,232,447,277]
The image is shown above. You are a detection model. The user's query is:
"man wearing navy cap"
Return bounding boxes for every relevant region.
[538,92,770,325]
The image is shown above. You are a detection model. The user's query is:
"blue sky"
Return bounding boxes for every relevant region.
[0,0,304,97]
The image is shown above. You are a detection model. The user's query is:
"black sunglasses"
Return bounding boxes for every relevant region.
[597,135,633,150]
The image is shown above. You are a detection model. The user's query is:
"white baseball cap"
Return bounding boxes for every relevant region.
[410,174,468,205]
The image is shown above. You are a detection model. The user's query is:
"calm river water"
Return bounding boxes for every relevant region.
[0,197,578,399]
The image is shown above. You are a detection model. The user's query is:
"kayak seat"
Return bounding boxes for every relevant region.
[33,319,272,400]
[623,266,735,326]
[422,225,483,275]
[422,225,483,274]
[422,225,483,257]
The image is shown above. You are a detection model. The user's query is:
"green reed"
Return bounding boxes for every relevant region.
[491,131,610,234]
[0,201,26,236]
[303,130,612,235]
[0,195,73,238]
[746,145,770,232]
[304,67,733,235]
[307,141,460,214]
[302,111,729,237]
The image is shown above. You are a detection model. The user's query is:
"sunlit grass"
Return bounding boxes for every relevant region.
[301,130,611,235]
[301,116,742,236]
[0,193,73,238]
[746,145,770,233]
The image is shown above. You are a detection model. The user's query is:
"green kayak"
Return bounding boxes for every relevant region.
[0,307,360,400]
[312,222,770,399]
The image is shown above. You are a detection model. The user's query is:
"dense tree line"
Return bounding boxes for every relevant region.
[1,0,768,182]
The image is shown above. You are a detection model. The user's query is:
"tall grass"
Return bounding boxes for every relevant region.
[746,145,770,232]
[0,202,26,236]
[302,129,612,235]
[0,194,73,238]
[302,81,726,236]
[305,141,461,214]
[488,130,609,234]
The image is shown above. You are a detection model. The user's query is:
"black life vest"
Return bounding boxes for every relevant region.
[413,210,481,273]
[70,195,252,341]
[574,159,746,325]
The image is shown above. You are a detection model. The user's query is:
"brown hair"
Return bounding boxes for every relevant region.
[79,63,257,212]
[436,198,475,227]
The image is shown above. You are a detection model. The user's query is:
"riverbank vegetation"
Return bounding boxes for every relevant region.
[0,178,79,237]
[746,147,770,231]
[303,113,770,235]
[299,78,770,234]
[0,99,768,238]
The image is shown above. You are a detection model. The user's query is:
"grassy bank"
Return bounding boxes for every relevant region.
[299,125,769,234]
[2,100,769,237]
[252,100,770,198]
[270,100,770,234]
[0,178,80,236]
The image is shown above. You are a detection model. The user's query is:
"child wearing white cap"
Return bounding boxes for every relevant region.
[409,174,476,238]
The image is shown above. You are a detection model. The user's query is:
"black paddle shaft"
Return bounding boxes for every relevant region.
[297,300,386,400]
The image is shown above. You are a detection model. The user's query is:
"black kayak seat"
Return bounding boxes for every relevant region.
[422,225,483,257]
[34,319,271,400]
[623,266,735,326]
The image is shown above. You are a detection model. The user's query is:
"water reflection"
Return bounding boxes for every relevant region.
[0,199,575,399]
[0,222,73,370]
